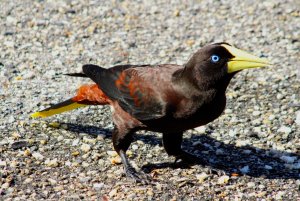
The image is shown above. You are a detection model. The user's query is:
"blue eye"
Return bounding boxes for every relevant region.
[211,55,220,63]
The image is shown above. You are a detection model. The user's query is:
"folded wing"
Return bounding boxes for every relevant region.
[83,64,172,120]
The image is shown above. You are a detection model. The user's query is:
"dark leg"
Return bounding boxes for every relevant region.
[162,132,183,156]
[112,128,148,183]
[162,132,206,165]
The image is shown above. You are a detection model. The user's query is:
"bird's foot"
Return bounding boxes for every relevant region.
[124,166,150,184]
[174,151,226,176]
[207,168,226,176]
[174,151,206,165]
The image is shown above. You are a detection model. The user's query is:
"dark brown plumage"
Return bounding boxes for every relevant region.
[31,43,270,182]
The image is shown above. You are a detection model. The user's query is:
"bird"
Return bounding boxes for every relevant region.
[31,43,270,182]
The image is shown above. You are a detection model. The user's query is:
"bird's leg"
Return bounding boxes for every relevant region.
[162,132,206,165]
[118,150,144,182]
[112,128,148,183]
[163,132,226,175]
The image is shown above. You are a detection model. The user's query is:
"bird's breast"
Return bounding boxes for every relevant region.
[143,93,227,133]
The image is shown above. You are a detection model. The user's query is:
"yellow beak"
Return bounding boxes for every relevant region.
[222,44,271,73]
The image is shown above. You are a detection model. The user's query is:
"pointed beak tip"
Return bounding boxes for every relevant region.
[222,44,272,73]
[266,60,273,66]
[259,57,272,64]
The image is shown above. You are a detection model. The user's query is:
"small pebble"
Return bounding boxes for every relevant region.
[195,126,206,134]
[83,136,97,144]
[32,152,44,161]
[111,156,122,165]
[93,183,104,190]
[107,151,118,157]
[217,175,230,185]
[240,166,250,174]
[131,144,138,150]
[0,160,7,166]
[80,144,91,153]
[24,178,33,184]
[277,126,292,134]
[252,111,261,116]
[11,141,29,150]
[264,165,273,170]
[295,112,300,126]
[268,114,276,121]
[280,155,297,163]
[72,139,80,146]
[48,122,60,128]
[196,172,209,183]
[2,183,10,189]
[57,135,64,142]
[82,162,90,167]
[247,182,256,188]
[109,189,117,197]
[23,149,31,157]
[48,178,57,185]
[45,158,59,167]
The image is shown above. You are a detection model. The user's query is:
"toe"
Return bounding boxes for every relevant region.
[125,167,150,184]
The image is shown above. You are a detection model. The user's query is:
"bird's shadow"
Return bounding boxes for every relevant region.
[64,123,299,179]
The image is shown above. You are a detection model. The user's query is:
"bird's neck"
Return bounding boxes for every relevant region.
[171,67,235,119]
[173,66,235,96]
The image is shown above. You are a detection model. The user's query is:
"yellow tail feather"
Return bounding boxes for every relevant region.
[31,102,87,118]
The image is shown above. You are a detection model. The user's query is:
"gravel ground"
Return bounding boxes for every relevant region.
[1,0,300,200]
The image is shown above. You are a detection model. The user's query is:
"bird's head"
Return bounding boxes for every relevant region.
[184,42,271,88]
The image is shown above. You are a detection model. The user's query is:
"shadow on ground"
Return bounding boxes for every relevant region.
[64,123,300,180]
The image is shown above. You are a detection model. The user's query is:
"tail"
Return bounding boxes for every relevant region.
[64,72,87,77]
[31,84,110,118]
[30,99,87,118]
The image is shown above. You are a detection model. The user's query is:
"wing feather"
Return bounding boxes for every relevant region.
[83,64,166,120]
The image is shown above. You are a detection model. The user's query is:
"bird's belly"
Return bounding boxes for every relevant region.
[142,100,226,133]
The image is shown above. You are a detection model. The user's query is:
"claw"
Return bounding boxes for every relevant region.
[207,168,226,176]
[119,150,150,184]
[124,166,150,184]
